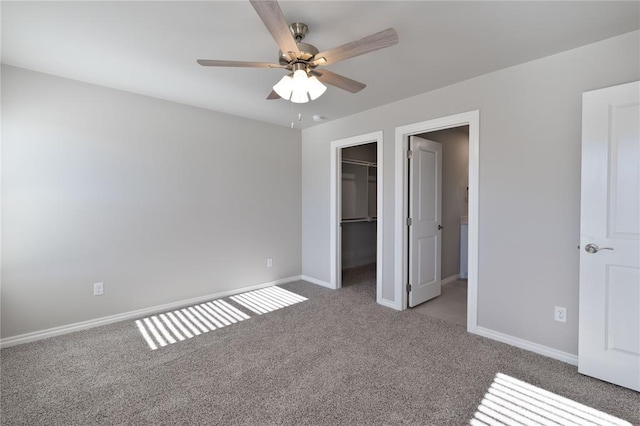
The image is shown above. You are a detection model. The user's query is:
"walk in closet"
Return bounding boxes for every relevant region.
[341,143,377,286]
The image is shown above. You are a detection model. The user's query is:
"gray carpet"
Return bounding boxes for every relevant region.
[2,278,639,425]
[342,262,377,289]
[343,262,469,327]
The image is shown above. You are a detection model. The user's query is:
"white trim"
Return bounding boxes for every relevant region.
[329,131,384,306]
[301,275,333,289]
[0,275,302,348]
[475,326,579,366]
[441,274,460,286]
[377,298,398,310]
[394,111,480,335]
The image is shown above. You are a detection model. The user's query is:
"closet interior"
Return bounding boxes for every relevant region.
[341,142,377,290]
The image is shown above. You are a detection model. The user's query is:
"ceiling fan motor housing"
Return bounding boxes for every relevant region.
[279,42,319,64]
[279,23,319,65]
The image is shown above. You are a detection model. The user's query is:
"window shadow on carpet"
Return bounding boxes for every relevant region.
[135,286,307,350]
[471,373,631,425]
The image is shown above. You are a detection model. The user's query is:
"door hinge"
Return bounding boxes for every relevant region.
[407,150,413,159]
[407,217,412,226]
[407,283,412,292]
[438,224,443,230]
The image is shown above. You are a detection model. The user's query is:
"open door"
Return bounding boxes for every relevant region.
[408,136,442,307]
[578,81,639,391]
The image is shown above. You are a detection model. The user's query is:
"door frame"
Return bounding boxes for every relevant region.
[330,131,383,303]
[394,111,480,333]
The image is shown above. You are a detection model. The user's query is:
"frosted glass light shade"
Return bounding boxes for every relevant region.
[273,75,293,100]
[291,69,308,87]
[290,90,309,103]
[307,76,327,100]
[290,69,309,103]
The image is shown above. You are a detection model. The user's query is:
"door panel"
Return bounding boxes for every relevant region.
[419,149,437,221]
[605,266,639,355]
[418,236,437,284]
[579,80,639,391]
[609,102,639,238]
[409,136,442,307]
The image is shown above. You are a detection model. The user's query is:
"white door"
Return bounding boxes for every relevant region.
[408,136,442,307]
[579,81,640,391]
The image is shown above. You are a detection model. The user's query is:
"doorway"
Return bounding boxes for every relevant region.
[330,132,383,303]
[394,111,479,332]
[341,143,378,295]
[409,127,469,325]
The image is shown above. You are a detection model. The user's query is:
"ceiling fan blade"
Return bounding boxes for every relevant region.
[267,90,281,100]
[250,0,301,61]
[197,59,282,68]
[311,69,366,93]
[312,28,398,66]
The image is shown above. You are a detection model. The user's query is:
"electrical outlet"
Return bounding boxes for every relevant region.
[267,258,273,268]
[93,282,104,296]
[554,306,567,323]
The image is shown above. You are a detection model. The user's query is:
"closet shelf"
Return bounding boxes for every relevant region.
[341,217,377,224]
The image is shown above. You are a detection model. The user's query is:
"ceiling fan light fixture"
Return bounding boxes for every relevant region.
[276,67,325,103]
[273,68,318,103]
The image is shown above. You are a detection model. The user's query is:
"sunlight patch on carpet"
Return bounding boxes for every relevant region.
[229,286,307,315]
[470,373,631,426]
[135,286,307,350]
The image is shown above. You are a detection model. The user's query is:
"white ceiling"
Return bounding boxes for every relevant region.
[2,1,638,129]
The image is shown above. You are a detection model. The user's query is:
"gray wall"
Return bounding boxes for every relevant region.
[301,31,640,355]
[1,65,302,338]
[419,127,469,280]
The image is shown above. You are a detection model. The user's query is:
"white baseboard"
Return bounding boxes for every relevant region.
[472,326,578,366]
[441,274,460,286]
[301,275,334,289]
[0,275,302,349]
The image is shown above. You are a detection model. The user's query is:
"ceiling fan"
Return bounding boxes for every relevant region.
[197,0,398,103]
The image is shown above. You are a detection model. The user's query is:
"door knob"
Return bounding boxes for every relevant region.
[584,243,614,254]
